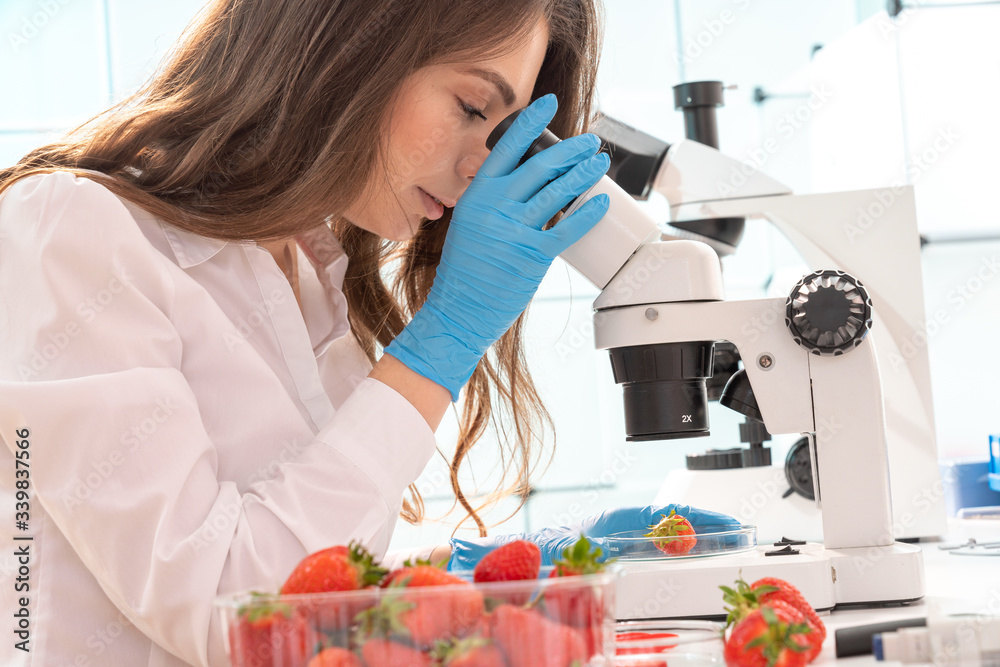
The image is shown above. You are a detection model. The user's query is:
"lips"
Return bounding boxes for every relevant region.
[417,187,456,220]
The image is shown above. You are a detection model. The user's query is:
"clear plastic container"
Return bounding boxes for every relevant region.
[215,566,620,666]
[604,524,757,561]
[615,620,725,667]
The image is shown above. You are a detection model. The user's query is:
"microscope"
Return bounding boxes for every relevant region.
[490,81,939,619]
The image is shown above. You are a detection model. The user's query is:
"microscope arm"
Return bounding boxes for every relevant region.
[594,295,895,551]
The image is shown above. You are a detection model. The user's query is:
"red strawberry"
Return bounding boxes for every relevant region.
[360,639,432,667]
[229,596,312,667]
[307,647,363,667]
[379,556,445,588]
[474,540,541,583]
[751,577,826,659]
[644,510,697,556]
[545,535,609,657]
[435,635,507,667]
[358,566,485,648]
[282,542,388,594]
[491,604,588,667]
[724,601,812,667]
[721,577,824,662]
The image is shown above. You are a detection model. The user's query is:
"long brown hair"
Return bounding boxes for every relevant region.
[0,0,604,536]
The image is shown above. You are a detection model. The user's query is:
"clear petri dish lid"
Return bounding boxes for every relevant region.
[604,524,757,561]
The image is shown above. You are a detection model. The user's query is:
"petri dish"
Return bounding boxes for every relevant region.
[604,524,757,561]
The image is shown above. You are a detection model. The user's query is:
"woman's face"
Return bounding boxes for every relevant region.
[343,19,550,241]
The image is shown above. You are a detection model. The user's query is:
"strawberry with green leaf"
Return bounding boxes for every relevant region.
[433,635,506,667]
[281,542,388,595]
[544,534,611,657]
[721,576,825,661]
[644,510,697,556]
[229,594,312,667]
[356,565,485,648]
[724,601,812,667]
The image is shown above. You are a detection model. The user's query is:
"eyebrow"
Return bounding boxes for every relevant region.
[459,66,518,108]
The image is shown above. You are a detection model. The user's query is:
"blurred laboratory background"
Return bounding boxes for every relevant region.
[3,0,997,548]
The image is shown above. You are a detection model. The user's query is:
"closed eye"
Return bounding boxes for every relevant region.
[457,97,488,122]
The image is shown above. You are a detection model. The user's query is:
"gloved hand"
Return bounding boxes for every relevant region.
[385,94,611,401]
[448,504,741,571]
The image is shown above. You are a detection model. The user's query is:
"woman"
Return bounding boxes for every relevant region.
[0,0,732,664]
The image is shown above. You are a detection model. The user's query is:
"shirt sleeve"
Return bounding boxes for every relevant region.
[0,172,437,666]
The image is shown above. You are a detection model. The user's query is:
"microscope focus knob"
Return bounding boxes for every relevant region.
[785,269,873,355]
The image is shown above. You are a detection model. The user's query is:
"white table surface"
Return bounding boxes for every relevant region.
[644,519,1000,666]
[816,519,1000,665]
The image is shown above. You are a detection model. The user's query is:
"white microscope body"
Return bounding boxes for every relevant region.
[558,138,932,619]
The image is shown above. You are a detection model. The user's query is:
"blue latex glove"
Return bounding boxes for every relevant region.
[448,504,740,571]
[385,94,611,401]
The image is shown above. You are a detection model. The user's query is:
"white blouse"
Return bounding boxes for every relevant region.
[0,171,438,666]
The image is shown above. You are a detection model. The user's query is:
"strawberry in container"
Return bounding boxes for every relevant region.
[280,542,388,641]
[227,595,314,667]
[355,563,485,649]
[543,534,615,658]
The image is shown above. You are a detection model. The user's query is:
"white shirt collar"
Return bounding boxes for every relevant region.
[160,222,231,269]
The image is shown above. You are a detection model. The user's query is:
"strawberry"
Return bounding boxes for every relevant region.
[379,557,445,588]
[360,638,432,667]
[358,565,485,648]
[229,595,312,667]
[474,540,541,583]
[307,647,363,667]
[721,577,824,662]
[643,510,697,556]
[282,542,388,595]
[434,635,507,667]
[545,535,609,657]
[492,604,587,667]
[751,577,826,659]
[724,601,812,667]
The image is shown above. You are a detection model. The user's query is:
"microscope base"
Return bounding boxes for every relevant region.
[614,542,924,620]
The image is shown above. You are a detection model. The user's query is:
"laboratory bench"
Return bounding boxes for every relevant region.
[815,518,1000,665]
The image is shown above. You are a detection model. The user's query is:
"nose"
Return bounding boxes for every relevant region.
[457,140,491,184]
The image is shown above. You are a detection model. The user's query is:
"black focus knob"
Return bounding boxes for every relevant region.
[785,270,873,356]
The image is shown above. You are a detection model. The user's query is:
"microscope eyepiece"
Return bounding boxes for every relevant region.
[486,107,561,165]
